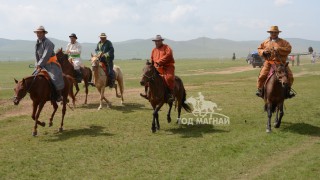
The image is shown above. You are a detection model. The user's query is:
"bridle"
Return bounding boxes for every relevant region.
[13,75,37,102]
[143,65,157,82]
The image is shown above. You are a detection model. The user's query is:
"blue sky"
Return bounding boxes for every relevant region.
[0,0,318,43]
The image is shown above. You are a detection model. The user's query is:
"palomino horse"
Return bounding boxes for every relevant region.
[90,53,124,110]
[56,48,93,104]
[13,73,75,136]
[263,62,289,133]
[140,60,192,133]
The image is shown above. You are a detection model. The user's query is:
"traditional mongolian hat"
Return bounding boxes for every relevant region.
[99,33,107,38]
[267,26,282,33]
[33,26,48,34]
[152,35,164,41]
[69,33,78,39]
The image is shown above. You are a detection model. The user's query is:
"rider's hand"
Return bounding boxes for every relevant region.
[66,50,70,54]
[36,65,41,73]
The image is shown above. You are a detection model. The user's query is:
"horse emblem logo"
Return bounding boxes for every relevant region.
[186,92,222,118]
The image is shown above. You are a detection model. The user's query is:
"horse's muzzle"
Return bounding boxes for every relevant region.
[13,97,20,105]
[140,81,145,86]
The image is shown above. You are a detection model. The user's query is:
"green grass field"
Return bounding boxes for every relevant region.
[0,59,319,179]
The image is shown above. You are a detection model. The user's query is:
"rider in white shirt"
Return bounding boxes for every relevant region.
[66,33,83,82]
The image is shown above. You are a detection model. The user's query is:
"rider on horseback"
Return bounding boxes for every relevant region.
[256,26,295,99]
[34,26,64,102]
[95,33,115,88]
[140,35,175,103]
[66,33,83,83]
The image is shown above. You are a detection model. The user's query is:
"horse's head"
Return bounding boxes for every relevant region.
[140,60,157,86]
[55,48,68,65]
[13,78,28,105]
[90,53,102,70]
[275,62,289,87]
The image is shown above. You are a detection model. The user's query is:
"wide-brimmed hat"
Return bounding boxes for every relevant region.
[267,26,282,33]
[152,35,164,41]
[69,33,77,39]
[99,33,107,38]
[33,26,48,34]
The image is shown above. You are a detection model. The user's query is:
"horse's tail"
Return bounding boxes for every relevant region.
[84,67,93,86]
[114,65,124,97]
[182,89,192,113]
[64,75,76,106]
[175,77,192,113]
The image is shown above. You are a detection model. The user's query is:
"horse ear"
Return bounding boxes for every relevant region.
[91,53,93,57]
[151,60,154,65]
[285,62,289,67]
[14,78,18,84]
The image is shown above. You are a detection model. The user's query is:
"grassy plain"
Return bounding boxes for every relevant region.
[0,59,319,179]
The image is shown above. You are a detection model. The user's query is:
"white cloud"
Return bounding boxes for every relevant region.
[237,19,270,29]
[274,0,292,7]
[160,5,196,23]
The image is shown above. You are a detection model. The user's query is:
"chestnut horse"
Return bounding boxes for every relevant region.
[263,62,289,133]
[140,60,192,133]
[13,73,75,136]
[90,53,124,110]
[56,48,92,104]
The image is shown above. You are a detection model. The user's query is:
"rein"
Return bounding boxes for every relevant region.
[143,67,157,82]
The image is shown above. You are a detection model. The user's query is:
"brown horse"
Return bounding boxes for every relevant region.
[13,73,75,136]
[263,62,289,133]
[56,48,93,104]
[140,60,191,133]
[90,53,124,110]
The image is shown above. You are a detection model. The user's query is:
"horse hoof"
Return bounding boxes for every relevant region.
[40,122,46,127]
[266,129,271,133]
[274,123,280,128]
[49,122,53,127]
[58,128,63,132]
[32,132,37,136]
[151,128,156,133]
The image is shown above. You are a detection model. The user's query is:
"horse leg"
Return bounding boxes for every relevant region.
[84,81,88,104]
[49,101,58,127]
[266,104,272,133]
[114,84,121,98]
[274,103,284,128]
[97,87,103,110]
[59,99,67,132]
[74,83,80,97]
[31,101,37,120]
[177,102,182,125]
[151,106,157,133]
[167,102,173,123]
[33,102,46,136]
[154,103,164,131]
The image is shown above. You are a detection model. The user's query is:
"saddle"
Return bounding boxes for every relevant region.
[99,62,115,76]
[264,64,276,87]
[37,70,59,101]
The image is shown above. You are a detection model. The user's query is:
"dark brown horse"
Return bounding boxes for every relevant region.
[140,60,191,133]
[56,48,92,104]
[13,73,75,136]
[263,62,289,133]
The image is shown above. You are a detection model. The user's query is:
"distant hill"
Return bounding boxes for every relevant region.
[0,37,319,61]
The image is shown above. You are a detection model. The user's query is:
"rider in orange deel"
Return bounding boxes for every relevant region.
[140,35,175,103]
[256,26,295,99]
